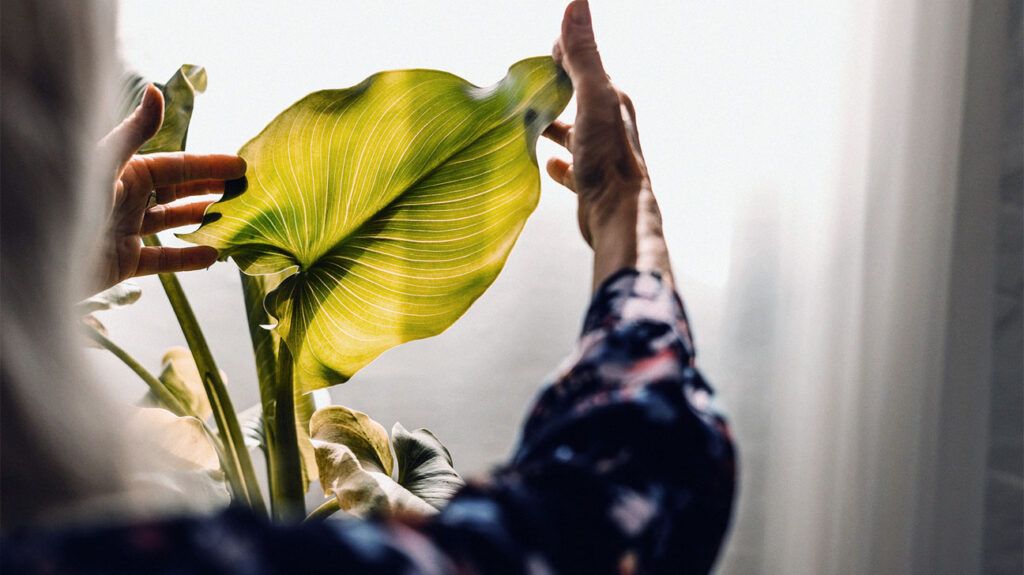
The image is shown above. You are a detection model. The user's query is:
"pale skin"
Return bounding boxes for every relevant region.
[98,0,672,296]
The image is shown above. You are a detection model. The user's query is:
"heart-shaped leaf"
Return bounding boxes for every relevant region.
[312,441,436,518]
[181,57,571,390]
[310,405,394,475]
[392,423,464,508]
[119,64,207,153]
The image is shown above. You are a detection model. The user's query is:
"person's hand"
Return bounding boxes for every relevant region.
[544,0,674,290]
[95,84,245,291]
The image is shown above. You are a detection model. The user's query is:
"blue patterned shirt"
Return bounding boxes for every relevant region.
[3,269,736,574]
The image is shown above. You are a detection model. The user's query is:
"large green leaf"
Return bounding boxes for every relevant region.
[181,57,571,389]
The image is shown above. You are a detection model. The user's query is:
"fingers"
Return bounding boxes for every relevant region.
[542,120,574,150]
[154,179,227,204]
[135,246,218,277]
[546,157,576,193]
[141,200,216,235]
[101,84,164,166]
[136,153,247,187]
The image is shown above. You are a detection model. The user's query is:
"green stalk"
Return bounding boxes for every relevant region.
[240,272,305,521]
[240,272,282,513]
[83,323,239,493]
[269,340,305,522]
[143,235,266,515]
[304,498,341,523]
[83,324,190,418]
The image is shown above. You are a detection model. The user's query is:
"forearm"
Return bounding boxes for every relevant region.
[591,185,675,292]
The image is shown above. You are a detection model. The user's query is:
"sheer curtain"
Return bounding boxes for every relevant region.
[714,0,1011,573]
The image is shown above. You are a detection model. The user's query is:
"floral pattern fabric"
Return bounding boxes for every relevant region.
[3,268,736,574]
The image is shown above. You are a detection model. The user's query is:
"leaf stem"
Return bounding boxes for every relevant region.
[303,498,341,523]
[83,322,237,492]
[143,235,267,516]
[269,340,306,522]
[82,323,189,417]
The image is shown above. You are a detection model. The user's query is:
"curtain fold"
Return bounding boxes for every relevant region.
[716,0,1009,572]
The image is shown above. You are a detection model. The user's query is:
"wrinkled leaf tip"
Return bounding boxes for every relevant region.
[160,345,190,365]
[179,64,208,94]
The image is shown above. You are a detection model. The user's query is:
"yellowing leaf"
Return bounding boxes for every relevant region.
[129,407,219,471]
[181,57,571,389]
[312,440,436,518]
[310,405,394,475]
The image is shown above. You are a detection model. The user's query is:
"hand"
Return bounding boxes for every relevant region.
[95,84,246,291]
[544,0,674,290]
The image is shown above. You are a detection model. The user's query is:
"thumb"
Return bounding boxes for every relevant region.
[102,83,164,165]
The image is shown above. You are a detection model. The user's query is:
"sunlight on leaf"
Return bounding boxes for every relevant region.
[310,405,394,475]
[392,423,465,508]
[313,440,436,518]
[182,57,572,389]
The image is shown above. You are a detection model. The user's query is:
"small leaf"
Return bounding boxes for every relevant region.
[75,281,142,315]
[310,405,394,475]
[158,347,216,421]
[128,407,219,471]
[182,56,572,390]
[392,423,465,508]
[80,315,109,349]
[313,440,436,518]
[236,403,265,450]
[119,64,207,153]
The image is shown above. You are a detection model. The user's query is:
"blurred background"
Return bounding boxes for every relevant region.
[89,1,1020,573]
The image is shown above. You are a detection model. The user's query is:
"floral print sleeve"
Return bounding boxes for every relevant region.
[2,269,736,574]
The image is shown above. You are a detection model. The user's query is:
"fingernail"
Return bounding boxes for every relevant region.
[571,0,591,25]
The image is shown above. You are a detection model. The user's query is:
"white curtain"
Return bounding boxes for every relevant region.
[714,0,1010,573]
